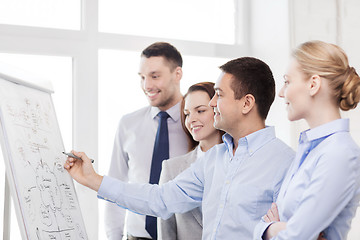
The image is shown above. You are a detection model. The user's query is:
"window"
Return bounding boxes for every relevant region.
[0,1,247,239]
[0,0,81,30]
[99,0,237,44]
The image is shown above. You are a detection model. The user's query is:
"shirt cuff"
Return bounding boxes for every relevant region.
[106,230,124,240]
[253,220,275,240]
[97,175,123,203]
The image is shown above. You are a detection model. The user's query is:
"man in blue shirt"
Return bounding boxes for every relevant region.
[64,57,295,239]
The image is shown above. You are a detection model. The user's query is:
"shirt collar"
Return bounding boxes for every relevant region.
[150,101,182,122]
[196,145,205,159]
[299,118,349,144]
[222,126,276,156]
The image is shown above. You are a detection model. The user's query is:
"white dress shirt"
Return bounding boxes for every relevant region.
[104,102,188,239]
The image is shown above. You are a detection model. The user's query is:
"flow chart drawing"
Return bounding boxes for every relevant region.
[0,77,87,240]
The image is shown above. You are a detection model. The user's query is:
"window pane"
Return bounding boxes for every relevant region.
[0,53,72,239]
[0,0,81,30]
[98,48,229,239]
[181,55,229,92]
[98,49,147,177]
[99,0,236,44]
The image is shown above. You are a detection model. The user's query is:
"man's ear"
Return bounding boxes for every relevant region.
[242,94,256,114]
[309,75,321,97]
[174,66,183,83]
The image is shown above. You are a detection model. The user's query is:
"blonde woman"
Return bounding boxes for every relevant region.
[254,40,360,240]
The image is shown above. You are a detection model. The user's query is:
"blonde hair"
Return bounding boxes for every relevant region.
[293,40,360,111]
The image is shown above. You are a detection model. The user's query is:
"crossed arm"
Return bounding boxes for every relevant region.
[262,203,326,240]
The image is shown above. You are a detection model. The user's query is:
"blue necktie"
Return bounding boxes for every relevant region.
[146,111,170,239]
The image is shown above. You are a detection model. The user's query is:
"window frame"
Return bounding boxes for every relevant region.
[0,0,250,238]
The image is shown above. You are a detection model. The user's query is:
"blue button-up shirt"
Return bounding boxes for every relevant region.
[98,126,295,240]
[254,119,360,240]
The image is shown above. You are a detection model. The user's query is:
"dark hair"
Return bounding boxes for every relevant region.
[219,57,275,119]
[141,42,183,71]
[181,82,224,151]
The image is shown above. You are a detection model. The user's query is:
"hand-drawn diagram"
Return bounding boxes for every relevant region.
[0,78,87,240]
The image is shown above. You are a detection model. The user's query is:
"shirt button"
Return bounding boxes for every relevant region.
[225,180,230,184]
[220,204,224,208]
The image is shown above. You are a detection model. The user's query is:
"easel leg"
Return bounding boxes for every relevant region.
[3,174,11,240]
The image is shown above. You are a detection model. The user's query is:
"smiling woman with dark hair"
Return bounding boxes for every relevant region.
[158,82,224,240]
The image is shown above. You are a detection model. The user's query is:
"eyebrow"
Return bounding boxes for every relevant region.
[194,105,208,109]
[184,104,208,112]
[138,71,160,76]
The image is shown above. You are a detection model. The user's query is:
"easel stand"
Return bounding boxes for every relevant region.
[3,174,10,240]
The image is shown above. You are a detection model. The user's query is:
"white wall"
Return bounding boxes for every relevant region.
[250,0,292,146]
